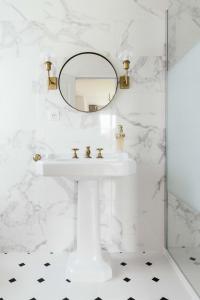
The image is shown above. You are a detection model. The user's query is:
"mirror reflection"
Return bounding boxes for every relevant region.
[58,52,118,112]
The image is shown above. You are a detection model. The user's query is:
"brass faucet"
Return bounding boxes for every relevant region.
[96,148,103,159]
[85,146,92,158]
[72,148,79,159]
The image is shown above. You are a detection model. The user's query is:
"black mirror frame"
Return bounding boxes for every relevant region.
[58,52,118,113]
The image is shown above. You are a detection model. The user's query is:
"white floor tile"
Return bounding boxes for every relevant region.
[0,251,195,300]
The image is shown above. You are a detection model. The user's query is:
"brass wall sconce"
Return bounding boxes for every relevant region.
[119,59,130,89]
[44,61,57,90]
[118,50,132,89]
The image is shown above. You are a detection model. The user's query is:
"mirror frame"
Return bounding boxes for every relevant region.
[58,52,118,113]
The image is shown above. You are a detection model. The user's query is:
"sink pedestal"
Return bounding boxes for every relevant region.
[66,180,112,282]
[37,153,136,282]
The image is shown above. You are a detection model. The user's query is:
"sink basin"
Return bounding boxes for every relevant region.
[37,153,135,179]
[37,152,136,282]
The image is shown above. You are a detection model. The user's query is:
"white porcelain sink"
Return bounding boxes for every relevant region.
[37,153,135,179]
[37,152,136,282]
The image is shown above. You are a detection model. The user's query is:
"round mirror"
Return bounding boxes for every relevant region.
[58,52,118,112]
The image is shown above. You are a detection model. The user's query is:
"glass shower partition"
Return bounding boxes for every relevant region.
[167,0,200,297]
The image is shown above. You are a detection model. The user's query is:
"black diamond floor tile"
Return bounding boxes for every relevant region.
[19,263,25,267]
[127,298,135,300]
[37,278,45,283]
[9,278,16,283]
[120,262,127,266]
[0,298,4,300]
[160,298,169,300]
[189,257,196,261]
[146,261,152,266]
[29,298,37,300]
[152,277,159,282]
[94,298,103,300]
[62,298,69,300]
[66,279,71,283]
[123,277,131,282]
[44,262,51,267]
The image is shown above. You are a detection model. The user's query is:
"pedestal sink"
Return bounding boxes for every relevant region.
[37,152,136,282]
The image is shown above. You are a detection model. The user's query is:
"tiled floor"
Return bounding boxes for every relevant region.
[169,247,200,296]
[0,251,195,300]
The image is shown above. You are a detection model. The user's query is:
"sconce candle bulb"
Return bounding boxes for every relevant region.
[123,59,130,70]
[45,61,52,71]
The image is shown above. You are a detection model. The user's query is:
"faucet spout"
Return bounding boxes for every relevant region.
[85,146,92,158]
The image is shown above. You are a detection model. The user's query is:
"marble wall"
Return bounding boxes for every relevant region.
[0,0,166,253]
[168,0,200,67]
[168,193,200,248]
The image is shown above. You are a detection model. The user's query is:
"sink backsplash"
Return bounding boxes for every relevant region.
[0,0,165,253]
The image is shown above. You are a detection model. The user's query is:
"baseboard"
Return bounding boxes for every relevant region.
[164,248,200,300]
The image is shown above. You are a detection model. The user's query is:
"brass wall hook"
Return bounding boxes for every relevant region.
[44,61,57,90]
[33,153,42,161]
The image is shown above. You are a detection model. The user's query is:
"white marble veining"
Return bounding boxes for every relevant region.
[168,0,200,68]
[0,0,166,253]
[168,193,200,248]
